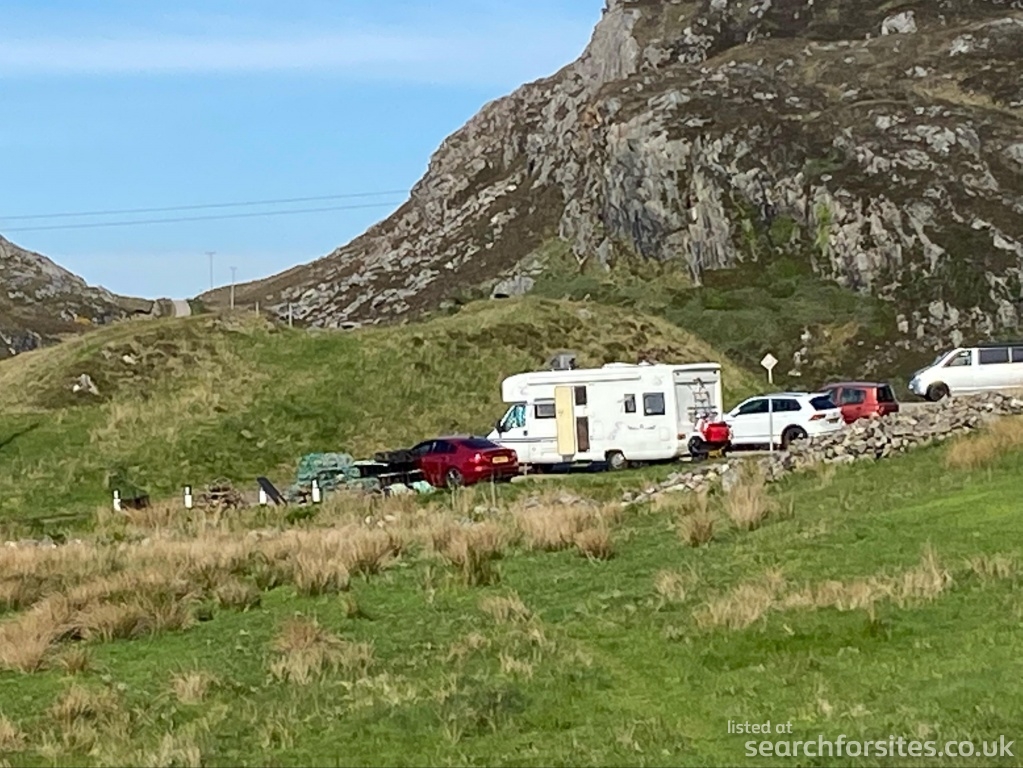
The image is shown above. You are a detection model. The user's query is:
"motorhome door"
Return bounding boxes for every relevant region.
[554,386,577,457]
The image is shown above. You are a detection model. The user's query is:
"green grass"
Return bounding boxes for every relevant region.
[0,298,759,530]
[1,430,1021,766]
[528,239,926,393]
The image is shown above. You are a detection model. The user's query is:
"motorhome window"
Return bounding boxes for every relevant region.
[534,402,556,419]
[501,404,526,431]
[979,347,1010,365]
[574,386,588,406]
[643,393,666,416]
[624,394,636,414]
[1013,348,1023,364]
[839,389,865,405]
[945,350,973,367]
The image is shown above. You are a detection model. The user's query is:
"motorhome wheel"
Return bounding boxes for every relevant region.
[606,451,627,471]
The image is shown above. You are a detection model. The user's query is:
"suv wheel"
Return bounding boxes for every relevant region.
[926,382,949,402]
[781,426,807,449]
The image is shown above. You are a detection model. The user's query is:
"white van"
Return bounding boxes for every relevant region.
[487,362,724,470]
[908,343,1023,401]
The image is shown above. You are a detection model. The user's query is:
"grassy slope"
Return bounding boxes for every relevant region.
[0,298,759,530]
[1,431,1021,766]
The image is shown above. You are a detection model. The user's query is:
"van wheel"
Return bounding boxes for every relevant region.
[781,426,807,449]
[606,451,628,472]
[444,468,464,489]
[926,383,949,402]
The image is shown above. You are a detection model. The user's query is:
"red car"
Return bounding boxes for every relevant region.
[409,436,519,489]
[822,381,900,424]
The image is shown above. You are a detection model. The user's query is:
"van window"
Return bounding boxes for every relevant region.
[534,402,556,419]
[623,394,636,414]
[838,388,866,405]
[945,350,973,367]
[1013,348,1023,364]
[574,386,587,406]
[643,392,666,416]
[877,385,896,403]
[979,347,1010,365]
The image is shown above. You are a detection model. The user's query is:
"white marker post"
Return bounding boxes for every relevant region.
[258,487,268,506]
[761,353,779,453]
[311,479,321,504]
[183,485,193,510]
[112,490,122,512]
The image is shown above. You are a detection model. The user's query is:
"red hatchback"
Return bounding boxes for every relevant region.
[409,436,519,489]
[822,381,900,424]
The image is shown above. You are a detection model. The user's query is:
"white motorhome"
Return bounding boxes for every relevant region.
[908,342,1023,401]
[487,362,724,470]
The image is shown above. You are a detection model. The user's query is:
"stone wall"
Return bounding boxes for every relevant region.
[627,391,1023,503]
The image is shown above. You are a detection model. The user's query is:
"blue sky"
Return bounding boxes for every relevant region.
[0,0,600,299]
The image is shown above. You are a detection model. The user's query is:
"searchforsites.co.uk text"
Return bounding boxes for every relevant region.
[728,720,1015,759]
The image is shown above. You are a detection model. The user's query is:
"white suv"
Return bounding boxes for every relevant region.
[723,392,845,449]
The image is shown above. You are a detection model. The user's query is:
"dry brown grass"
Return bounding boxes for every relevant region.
[968,553,1017,581]
[945,415,1023,470]
[479,593,532,624]
[55,647,93,676]
[49,684,121,731]
[170,669,219,705]
[0,714,24,752]
[723,463,772,532]
[653,570,690,606]
[447,632,491,663]
[434,521,511,586]
[696,548,959,631]
[575,525,615,560]
[268,616,373,685]
[214,578,262,610]
[678,509,716,548]
[513,503,594,552]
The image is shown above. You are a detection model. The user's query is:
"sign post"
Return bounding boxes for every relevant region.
[761,353,779,453]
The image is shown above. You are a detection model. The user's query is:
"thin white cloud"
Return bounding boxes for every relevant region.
[0,12,595,86]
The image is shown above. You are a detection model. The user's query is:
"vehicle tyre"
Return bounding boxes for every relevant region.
[926,382,949,402]
[687,436,706,461]
[606,450,628,472]
[780,426,807,450]
[444,468,464,489]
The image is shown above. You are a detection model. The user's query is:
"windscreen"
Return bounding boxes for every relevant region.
[810,395,837,411]
[877,385,896,403]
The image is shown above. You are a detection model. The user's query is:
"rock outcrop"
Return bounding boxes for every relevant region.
[208,0,1023,360]
[0,236,152,358]
[628,391,1023,503]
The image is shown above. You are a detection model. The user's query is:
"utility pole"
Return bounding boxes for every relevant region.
[230,266,237,310]
[205,251,216,291]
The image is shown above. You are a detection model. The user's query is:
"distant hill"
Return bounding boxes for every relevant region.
[0,297,758,524]
[200,0,1023,385]
[0,235,154,359]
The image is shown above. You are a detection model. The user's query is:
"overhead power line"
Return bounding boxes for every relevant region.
[0,190,409,222]
[3,201,404,233]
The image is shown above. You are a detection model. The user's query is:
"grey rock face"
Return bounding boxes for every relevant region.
[222,0,1023,351]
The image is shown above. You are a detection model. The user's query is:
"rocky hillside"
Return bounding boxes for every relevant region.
[0,236,153,359]
[205,0,1023,375]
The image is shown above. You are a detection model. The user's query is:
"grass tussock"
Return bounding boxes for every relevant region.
[268,616,374,685]
[968,553,1017,581]
[695,570,787,630]
[653,569,691,606]
[575,524,615,560]
[944,415,1023,471]
[170,669,219,705]
[514,502,602,552]
[479,593,532,624]
[0,714,25,752]
[723,463,772,532]
[55,647,93,676]
[435,521,511,587]
[49,684,121,731]
[678,509,716,548]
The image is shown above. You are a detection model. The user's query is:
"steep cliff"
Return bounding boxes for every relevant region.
[206,0,1023,376]
[0,236,152,358]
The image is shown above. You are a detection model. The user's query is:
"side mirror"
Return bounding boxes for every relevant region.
[495,420,505,434]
